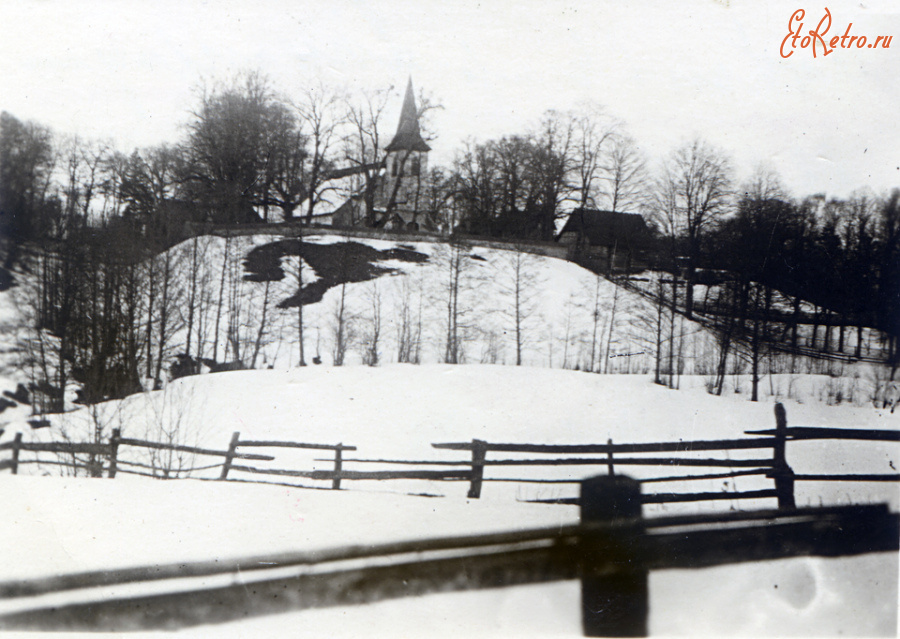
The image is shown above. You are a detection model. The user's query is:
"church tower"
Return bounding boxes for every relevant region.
[381,77,430,227]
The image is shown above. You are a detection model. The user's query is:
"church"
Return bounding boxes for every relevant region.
[329,78,439,232]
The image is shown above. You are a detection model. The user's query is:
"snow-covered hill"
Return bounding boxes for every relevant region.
[0,229,897,637]
[153,232,669,372]
[3,230,894,434]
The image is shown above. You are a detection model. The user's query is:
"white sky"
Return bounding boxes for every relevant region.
[2,0,899,200]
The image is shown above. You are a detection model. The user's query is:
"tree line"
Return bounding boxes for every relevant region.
[646,140,898,385]
[1,70,897,410]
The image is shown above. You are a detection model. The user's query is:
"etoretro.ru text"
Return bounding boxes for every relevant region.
[780,8,892,58]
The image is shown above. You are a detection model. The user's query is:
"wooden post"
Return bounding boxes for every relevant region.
[11,432,22,475]
[332,445,343,490]
[467,439,487,499]
[580,475,647,637]
[773,403,796,510]
[219,431,240,480]
[108,428,120,479]
[606,438,615,476]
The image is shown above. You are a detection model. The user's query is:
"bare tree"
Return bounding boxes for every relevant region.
[582,273,607,373]
[602,134,648,214]
[182,71,279,223]
[570,104,616,211]
[602,279,621,373]
[209,236,227,363]
[330,281,355,366]
[360,281,382,366]
[342,87,395,227]
[142,381,206,479]
[394,272,424,364]
[250,279,272,369]
[431,240,485,364]
[652,138,733,318]
[494,247,544,365]
[294,81,344,224]
[182,236,214,360]
[0,111,56,266]
[559,291,581,370]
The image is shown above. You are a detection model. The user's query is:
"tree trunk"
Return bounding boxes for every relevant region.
[251,279,270,369]
[855,323,864,359]
[154,251,171,384]
[685,261,695,319]
[790,295,801,348]
[297,249,306,366]
[212,237,230,362]
[654,280,663,385]
[603,282,619,373]
[145,258,155,378]
[185,237,198,359]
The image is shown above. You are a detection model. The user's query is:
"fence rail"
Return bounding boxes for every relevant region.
[745,426,900,442]
[432,437,780,454]
[0,476,895,635]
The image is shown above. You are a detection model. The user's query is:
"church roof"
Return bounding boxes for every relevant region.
[385,78,431,153]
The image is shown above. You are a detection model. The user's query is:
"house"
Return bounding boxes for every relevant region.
[331,78,440,232]
[557,208,655,272]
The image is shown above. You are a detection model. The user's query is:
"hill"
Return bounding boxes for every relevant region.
[0,230,896,434]
[0,231,897,636]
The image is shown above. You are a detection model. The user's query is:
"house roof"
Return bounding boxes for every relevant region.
[559,209,653,248]
[385,78,431,153]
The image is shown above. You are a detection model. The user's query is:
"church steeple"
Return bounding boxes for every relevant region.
[385,77,431,153]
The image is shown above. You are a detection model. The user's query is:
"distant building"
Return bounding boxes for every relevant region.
[557,209,655,272]
[332,78,439,232]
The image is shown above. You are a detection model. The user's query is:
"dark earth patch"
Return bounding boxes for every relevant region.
[3,383,30,405]
[0,266,15,291]
[243,240,428,307]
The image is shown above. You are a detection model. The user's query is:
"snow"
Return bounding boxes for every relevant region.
[0,473,896,637]
[0,233,897,636]
[15,365,897,508]
[1,366,898,636]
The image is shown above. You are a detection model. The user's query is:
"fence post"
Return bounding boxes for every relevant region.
[467,439,487,499]
[580,475,647,637]
[332,444,343,490]
[11,432,22,475]
[219,431,240,480]
[108,428,120,479]
[606,438,615,476]
[773,403,796,510]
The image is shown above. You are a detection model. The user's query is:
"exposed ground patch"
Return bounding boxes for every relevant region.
[0,267,15,292]
[243,240,428,306]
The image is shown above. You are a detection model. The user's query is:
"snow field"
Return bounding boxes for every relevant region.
[0,473,896,637]
[11,365,899,513]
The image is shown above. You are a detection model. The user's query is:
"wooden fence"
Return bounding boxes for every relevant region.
[2,403,897,511]
[0,475,896,635]
[335,403,898,508]
[0,430,353,489]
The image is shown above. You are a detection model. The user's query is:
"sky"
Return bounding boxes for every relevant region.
[1,0,899,200]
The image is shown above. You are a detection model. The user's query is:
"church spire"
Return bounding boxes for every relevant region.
[385,77,431,153]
